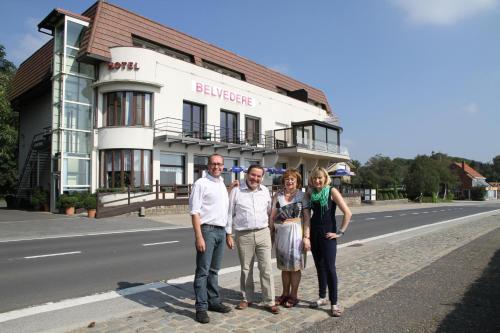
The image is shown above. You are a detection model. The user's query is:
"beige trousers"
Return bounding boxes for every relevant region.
[235,227,275,306]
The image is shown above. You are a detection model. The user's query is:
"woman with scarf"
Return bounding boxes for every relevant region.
[305,167,352,317]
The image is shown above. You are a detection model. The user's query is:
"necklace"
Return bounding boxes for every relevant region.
[284,189,298,201]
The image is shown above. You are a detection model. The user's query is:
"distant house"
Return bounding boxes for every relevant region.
[450,162,497,200]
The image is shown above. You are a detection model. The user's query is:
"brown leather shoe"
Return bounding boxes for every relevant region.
[267,305,280,314]
[236,300,252,310]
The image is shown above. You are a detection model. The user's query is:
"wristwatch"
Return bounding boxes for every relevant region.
[337,230,345,237]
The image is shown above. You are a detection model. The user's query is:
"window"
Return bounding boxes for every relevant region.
[100,149,152,189]
[182,101,206,138]
[222,158,238,184]
[132,36,194,63]
[103,92,153,127]
[245,116,260,145]
[160,153,185,185]
[202,60,245,81]
[193,155,208,181]
[63,158,89,187]
[220,110,239,143]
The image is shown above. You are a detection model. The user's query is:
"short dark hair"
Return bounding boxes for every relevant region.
[247,164,264,175]
[208,154,224,165]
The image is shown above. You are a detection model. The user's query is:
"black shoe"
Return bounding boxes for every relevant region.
[195,310,210,324]
[208,303,232,313]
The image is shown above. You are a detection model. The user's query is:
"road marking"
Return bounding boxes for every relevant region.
[384,216,393,218]
[412,212,419,215]
[142,241,179,247]
[365,218,376,221]
[1,208,499,324]
[432,210,438,213]
[423,211,429,214]
[24,251,81,259]
[0,226,192,244]
[400,213,407,216]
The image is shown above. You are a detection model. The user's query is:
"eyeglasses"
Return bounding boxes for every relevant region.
[208,163,224,167]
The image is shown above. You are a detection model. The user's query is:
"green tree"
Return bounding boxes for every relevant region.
[404,155,440,199]
[431,152,459,199]
[0,45,17,195]
[492,155,500,181]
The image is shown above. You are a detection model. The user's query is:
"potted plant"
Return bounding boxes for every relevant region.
[32,187,49,211]
[58,194,78,216]
[83,195,97,218]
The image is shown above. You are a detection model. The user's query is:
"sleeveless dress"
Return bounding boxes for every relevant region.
[274,191,306,271]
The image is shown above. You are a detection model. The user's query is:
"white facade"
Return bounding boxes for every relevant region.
[91,47,347,190]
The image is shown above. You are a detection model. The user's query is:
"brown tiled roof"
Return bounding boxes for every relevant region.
[9,40,53,102]
[11,1,332,113]
[452,162,485,179]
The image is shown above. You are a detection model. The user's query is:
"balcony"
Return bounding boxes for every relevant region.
[154,117,276,154]
[274,120,350,161]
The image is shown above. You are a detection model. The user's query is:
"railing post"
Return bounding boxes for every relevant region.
[156,180,159,200]
[127,186,131,205]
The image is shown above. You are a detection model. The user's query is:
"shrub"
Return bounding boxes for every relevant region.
[431,192,438,203]
[382,193,389,200]
[30,187,49,208]
[83,195,97,210]
[57,194,79,209]
[470,188,486,201]
[446,192,454,201]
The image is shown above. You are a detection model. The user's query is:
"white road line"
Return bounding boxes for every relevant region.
[2,208,499,324]
[432,211,438,213]
[412,213,419,215]
[24,251,82,259]
[423,212,429,214]
[365,217,376,221]
[400,213,407,216]
[384,216,393,218]
[142,241,179,247]
[0,226,192,244]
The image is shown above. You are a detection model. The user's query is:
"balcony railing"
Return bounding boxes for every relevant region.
[274,127,349,156]
[154,117,274,150]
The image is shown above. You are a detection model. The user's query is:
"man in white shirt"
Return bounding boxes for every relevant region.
[226,164,279,314]
[189,154,232,324]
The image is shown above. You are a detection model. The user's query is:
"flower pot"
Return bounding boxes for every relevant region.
[87,208,96,218]
[65,207,75,216]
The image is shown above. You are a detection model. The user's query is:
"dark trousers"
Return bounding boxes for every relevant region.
[310,227,338,304]
[193,224,225,311]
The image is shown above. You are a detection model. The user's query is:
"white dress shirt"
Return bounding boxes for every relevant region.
[226,181,271,234]
[189,173,229,227]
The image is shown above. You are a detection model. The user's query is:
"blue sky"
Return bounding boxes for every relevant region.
[1,0,499,164]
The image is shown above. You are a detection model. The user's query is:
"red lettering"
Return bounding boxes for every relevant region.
[196,82,203,93]
[223,91,229,100]
[217,88,223,98]
[248,97,254,106]
[121,62,127,69]
[241,96,247,105]
[108,62,114,70]
[210,86,217,96]
[229,92,235,101]
[127,62,133,69]
[134,62,139,70]
[204,84,210,95]
[236,94,242,104]
[114,62,121,69]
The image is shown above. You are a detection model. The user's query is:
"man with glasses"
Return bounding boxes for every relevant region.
[189,153,232,323]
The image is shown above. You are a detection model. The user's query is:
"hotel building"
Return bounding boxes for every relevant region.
[9,1,350,212]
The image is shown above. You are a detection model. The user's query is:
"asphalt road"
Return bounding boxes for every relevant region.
[0,204,498,313]
[303,222,500,333]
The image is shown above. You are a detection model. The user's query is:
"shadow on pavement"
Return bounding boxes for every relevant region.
[436,249,500,333]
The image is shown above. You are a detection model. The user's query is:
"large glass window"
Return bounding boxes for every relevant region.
[103,91,153,127]
[220,110,239,143]
[64,103,91,130]
[245,116,260,145]
[100,149,152,189]
[160,153,185,185]
[65,75,92,104]
[182,101,205,137]
[193,155,208,181]
[222,158,238,184]
[63,158,89,187]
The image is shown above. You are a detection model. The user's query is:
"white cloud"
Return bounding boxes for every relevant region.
[268,63,291,75]
[463,102,479,115]
[390,0,499,25]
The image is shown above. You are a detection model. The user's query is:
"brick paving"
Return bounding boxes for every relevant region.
[67,210,500,333]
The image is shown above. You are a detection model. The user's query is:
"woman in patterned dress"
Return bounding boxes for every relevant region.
[270,169,311,307]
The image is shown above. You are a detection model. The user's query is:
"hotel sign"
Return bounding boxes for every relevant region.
[193,81,255,107]
[108,61,140,70]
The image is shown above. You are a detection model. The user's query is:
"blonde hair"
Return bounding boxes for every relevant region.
[308,167,331,187]
[282,168,302,188]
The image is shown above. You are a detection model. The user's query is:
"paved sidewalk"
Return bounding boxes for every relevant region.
[64,208,500,332]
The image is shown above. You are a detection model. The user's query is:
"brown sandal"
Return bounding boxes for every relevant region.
[276,295,288,306]
[285,296,299,308]
[236,300,252,310]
